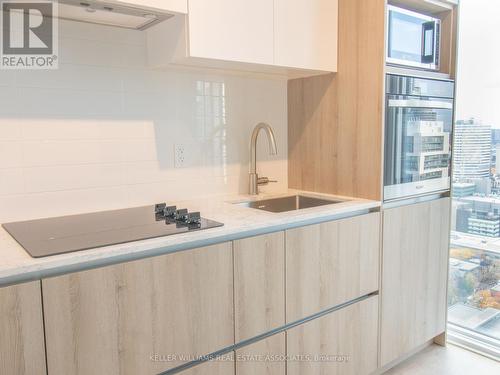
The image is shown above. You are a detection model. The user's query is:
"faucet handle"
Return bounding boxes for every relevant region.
[257,177,278,186]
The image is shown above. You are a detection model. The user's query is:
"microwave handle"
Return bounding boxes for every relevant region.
[421,21,436,64]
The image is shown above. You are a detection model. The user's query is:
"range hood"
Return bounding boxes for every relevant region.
[57,0,173,30]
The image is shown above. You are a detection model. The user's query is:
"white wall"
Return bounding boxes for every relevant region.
[0,20,288,222]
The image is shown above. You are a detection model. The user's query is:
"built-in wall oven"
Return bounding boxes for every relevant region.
[384,73,455,201]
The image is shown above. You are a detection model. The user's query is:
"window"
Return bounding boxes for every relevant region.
[449,0,500,360]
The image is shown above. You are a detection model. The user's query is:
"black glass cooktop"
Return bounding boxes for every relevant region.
[2,204,223,258]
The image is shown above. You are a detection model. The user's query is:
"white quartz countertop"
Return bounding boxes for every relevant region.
[0,190,380,286]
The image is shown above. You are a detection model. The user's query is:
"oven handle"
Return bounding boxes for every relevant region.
[388,99,453,109]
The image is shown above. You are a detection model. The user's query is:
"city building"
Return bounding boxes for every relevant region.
[453,119,492,180]
[455,197,500,237]
[495,144,500,174]
[491,130,500,174]
[453,182,476,197]
[492,128,500,147]
[450,230,500,256]
[460,196,500,214]
[456,206,500,237]
[404,120,450,182]
[449,258,481,278]
[491,175,500,194]
[468,211,500,237]
[456,205,472,233]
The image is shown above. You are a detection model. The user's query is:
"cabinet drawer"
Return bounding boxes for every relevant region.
[179,357,235,375]
[287,296,379,375]
[42,243,234,375]
[235,333,285,375]
[286,212,380,322]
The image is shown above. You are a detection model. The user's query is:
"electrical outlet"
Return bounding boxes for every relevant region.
[174,142,202,168]
[174,144,186,168]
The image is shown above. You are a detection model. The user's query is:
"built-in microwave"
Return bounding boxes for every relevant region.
[387,5,441,71]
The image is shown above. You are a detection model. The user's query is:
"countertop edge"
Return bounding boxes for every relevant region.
[0,199,381,287]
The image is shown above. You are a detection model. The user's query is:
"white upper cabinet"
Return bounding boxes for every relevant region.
[147,0,338,76]
[188,0,274,65]
[113,0,187,13]
[274,0,338,72]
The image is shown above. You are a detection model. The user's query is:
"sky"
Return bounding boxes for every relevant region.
[455,0,500,127]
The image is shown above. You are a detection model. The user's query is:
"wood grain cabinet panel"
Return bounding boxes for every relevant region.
[235,333,285,375]
[286,213,380,322]
[179,357,235,375]
[287,0,386,199]
[287,296,379,375]
[42,243,234,375]
[380,198,451,366]
[234,232,285,342]
[0,281,46,375]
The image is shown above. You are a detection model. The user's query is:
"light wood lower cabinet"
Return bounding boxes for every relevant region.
[0,281,46,375]
[180,357,235,375]
[286,212,380,322]
[42,243,234,375]
[235,333,286,375]
[234,232,285,341]
[34,212,383,374]
[287,296,379,375]
[380,198,451,366]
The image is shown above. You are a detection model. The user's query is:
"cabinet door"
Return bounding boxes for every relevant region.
[114,0,187,13]
[234,232,285,342]
[0,281,46,375]
[42,243,234,375]
[235,333,286,375]
[188,0,274,64]
[287,296,379,375]
[180,357,235,375]
[274,0,338,71]
[286,213,380,322]
[380,198,450,366]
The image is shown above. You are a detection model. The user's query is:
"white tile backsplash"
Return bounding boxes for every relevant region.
[0,20,288,222]
[0,141,25,168]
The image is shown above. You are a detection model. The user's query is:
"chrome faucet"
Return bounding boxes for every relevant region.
[249,122,278,195]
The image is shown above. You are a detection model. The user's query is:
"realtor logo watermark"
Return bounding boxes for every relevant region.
[1,0,58,69]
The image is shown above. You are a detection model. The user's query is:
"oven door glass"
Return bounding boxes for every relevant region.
[384,95,454,200]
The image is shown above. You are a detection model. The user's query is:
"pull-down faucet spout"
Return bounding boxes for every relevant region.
[249,122,278,195]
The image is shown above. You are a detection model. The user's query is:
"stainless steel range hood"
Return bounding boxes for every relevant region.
[57,0,173,30]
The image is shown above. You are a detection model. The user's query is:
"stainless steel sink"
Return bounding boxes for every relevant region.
[234,195,346,213]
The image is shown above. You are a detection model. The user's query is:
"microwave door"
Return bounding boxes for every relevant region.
[387,10,423,66]
[386,5,440,70]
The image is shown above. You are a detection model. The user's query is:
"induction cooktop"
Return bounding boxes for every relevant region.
[2,203,224,258]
